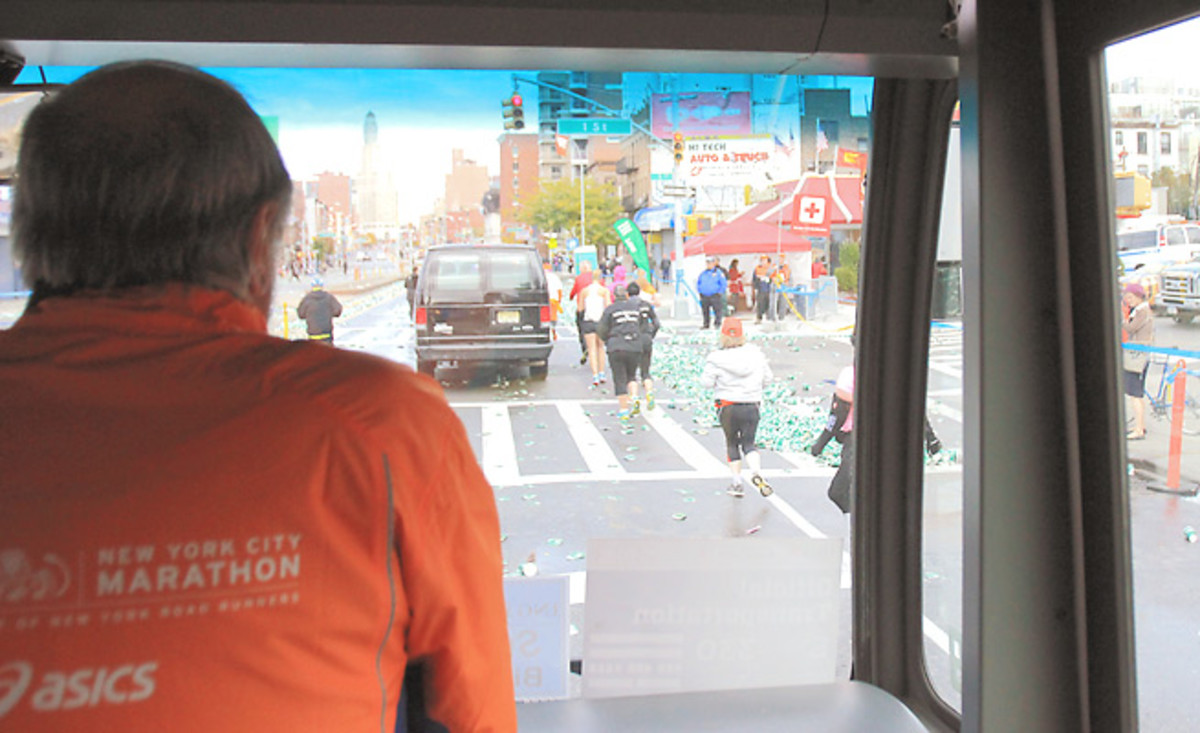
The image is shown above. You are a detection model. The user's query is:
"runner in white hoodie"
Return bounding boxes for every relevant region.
[700,316,774,497]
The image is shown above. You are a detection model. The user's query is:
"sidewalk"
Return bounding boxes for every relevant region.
[649,282,857,338]
[0,268,404,333]
[1127,422,1200,491]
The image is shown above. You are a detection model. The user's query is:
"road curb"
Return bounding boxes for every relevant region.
[1130,456,1200,491]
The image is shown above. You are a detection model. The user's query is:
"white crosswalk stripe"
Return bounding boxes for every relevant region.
[450,397,833,488]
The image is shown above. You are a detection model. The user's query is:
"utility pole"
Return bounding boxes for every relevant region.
[580,159,587,253]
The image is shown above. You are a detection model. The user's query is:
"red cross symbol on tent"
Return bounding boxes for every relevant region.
[797,196,826,225]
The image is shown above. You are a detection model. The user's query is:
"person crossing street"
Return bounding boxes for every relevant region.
[701,317,774,497]
[597,283,651,420]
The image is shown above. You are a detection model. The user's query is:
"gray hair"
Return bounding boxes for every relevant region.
[13,61,292,300]
[720,332,746,349]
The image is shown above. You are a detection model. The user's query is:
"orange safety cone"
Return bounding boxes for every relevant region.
[1149,359,1199,496]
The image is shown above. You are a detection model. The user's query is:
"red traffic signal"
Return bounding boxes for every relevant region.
[502,94,525,130]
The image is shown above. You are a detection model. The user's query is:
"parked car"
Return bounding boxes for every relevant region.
[413,244,553,379]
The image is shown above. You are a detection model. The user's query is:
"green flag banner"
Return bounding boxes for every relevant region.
[613,218,652,277]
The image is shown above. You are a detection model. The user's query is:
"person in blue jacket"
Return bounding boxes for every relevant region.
[696,256,727,329]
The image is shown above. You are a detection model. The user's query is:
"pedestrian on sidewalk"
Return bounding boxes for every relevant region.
[405,265,419,315]
[297,277,343,344]
[697,256,727,329]
[701,316,774,497]
[1123,281,1154,440]
[752,255,773,323]
[727,258,745,313]
[577,270,612,386]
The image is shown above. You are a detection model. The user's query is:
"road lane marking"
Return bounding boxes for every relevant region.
[480,405,521,486]
[501,466,823,486]
[929,402,964,423]
[641,408,729,474]
[556,402,625,475]
[930,361,963,379]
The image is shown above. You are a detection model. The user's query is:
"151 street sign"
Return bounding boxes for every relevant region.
[557,118,633,136]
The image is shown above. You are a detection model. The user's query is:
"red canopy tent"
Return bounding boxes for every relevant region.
[682,215,812,257]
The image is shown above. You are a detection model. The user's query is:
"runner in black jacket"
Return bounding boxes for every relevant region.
[597,283,654,420]
[629,283,660,415]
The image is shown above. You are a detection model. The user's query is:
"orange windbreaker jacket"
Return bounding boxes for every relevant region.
[0,285,516,732]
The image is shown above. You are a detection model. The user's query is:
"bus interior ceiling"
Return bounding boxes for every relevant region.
[5,0,1197,731]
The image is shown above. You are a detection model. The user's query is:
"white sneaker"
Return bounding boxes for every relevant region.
[727,484,745,497]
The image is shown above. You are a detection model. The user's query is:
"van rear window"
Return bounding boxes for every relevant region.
[425,251,541,303]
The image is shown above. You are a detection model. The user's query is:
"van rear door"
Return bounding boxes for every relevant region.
[420,248,549,353]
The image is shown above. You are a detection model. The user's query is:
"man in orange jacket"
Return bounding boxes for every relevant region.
[0,62,515,732]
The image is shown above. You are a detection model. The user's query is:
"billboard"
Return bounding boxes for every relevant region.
[651,92,752,138]
[683,137,774,183]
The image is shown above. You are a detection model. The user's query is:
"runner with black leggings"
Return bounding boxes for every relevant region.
[700,316,774,497]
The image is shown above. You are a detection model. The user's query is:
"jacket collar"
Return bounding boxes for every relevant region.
[14,283,268,337]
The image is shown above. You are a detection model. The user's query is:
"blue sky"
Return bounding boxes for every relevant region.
[15,66,874,223]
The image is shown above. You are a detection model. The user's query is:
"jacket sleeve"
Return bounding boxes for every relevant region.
[297,296,309,319]
[597,307,612,341]
[332,296,344,318]
[761,352,774,384]
[646,304,660,339]
[395,403,517,732]
[700,356,718,390]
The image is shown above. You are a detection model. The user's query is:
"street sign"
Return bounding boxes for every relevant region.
[557,118,633,136]
[661,185,694,198]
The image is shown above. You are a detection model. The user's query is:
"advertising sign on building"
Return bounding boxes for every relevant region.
[683,137,774,183]
[651,92,752,138]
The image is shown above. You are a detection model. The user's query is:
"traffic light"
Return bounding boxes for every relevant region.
[672,132,684,164]
[502,94,525,130]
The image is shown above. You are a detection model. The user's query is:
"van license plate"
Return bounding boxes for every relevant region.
[1167,306,1178,315]
[497,310,521,324]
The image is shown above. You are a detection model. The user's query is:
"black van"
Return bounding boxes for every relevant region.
[413,244,553,379]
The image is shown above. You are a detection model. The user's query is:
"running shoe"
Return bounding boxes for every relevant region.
[591,374,600,387]
[598,371,607,384]
[646,391,656,410]
[617,409,633,422]
[750,474,773,497]
[630,400,641,417]
[726,484,745,497]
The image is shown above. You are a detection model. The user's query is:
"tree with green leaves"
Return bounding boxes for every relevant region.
[1151,166,1194,217]
[518,178,623,259]
[835,239,860,294]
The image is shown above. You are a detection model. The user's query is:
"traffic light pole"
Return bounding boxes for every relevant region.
[509,74,672,152]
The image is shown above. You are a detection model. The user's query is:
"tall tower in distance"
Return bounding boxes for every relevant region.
[356,110,399,242]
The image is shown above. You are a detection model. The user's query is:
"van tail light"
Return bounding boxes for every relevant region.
[539,305,551,325]
[415,307,427,326]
